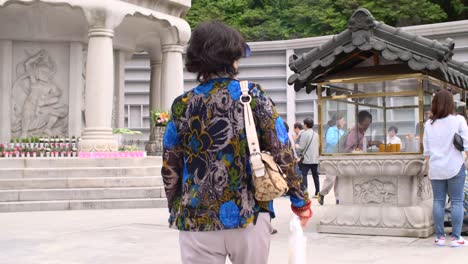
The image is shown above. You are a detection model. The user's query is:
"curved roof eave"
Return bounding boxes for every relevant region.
[0,0,191,44]
[288,8,468,90]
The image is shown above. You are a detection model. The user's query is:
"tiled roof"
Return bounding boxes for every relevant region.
[288,8,468,91]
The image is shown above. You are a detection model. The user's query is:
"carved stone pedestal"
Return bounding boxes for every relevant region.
[145,126,166,156]
[79,128,118,152]
[319,155,433,237]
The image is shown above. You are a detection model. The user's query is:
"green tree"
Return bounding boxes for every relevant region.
[430,0,468,20]
[185,0,456,41]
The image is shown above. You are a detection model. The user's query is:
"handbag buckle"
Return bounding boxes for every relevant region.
[250,152,265,177]
[241,94,251,103]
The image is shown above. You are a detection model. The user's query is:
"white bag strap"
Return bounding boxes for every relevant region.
[240,81,265,177]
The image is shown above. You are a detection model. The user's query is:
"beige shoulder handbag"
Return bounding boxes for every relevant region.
[240,81,289,201]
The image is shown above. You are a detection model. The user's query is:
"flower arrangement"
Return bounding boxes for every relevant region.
[151,110,170,127]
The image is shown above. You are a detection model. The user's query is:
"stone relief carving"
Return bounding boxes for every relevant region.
[354,179,396,204]
[11,49,69,137]
[417,175,433,202]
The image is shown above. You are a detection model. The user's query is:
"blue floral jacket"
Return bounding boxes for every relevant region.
[162,78,309,231]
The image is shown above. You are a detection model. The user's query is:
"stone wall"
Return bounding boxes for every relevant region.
[123,20,468,139]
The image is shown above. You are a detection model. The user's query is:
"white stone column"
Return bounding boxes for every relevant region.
[150,60,163,112]
[286,49,296,127]
[0,40,12,143]
[69,42,83,138]
[79,28,118,152]
[114,51,126,128]
[161,44,184,110]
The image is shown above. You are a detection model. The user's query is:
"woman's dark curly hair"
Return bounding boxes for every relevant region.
[185,21,247,83]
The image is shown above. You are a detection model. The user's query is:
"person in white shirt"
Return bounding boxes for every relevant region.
[423,89,468,247]
[295,118,319,196]
[386,126,403,148]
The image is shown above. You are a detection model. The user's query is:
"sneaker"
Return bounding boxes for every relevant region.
[450,237,468,247]
[317,193,324,205]
[312,195,318,199]
[435,236,445,246]
[271,229,278,235]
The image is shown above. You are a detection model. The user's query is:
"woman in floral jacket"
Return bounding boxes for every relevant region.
[162,21,312,264]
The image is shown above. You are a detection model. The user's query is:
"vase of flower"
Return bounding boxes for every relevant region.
[146,110,170,156]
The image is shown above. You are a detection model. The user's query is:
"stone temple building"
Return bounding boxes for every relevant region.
[0,0,190,212]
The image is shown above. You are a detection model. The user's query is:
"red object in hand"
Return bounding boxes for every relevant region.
[291,200,312,219]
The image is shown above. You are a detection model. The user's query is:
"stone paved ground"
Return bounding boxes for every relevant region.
[1,185,468,263]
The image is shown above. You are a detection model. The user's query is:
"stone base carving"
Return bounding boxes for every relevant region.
[353,179,397,204]
[319,155,433,237]
[79,128,118,152]
[318,200,433,237]
[146,126,165,156]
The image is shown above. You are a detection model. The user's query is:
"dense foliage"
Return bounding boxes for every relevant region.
[185,0,468,41]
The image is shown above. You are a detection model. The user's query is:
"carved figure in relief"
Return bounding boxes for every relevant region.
[417,175,433,202]
[354,179,396,204]
[11,49,68,137]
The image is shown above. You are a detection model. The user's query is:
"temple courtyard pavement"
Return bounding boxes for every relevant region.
[1,182,467,264]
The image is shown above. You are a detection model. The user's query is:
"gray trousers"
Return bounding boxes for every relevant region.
[321,174,339,199]
[179,213,272,264]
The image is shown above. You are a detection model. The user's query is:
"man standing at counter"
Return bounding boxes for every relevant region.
[344,110,379,152]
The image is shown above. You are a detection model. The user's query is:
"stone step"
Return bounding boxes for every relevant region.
[0,166,162,179]
[0,156,162,169]
[0,176,163,190]
[0,187,164,202]
[0,198,167,212]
